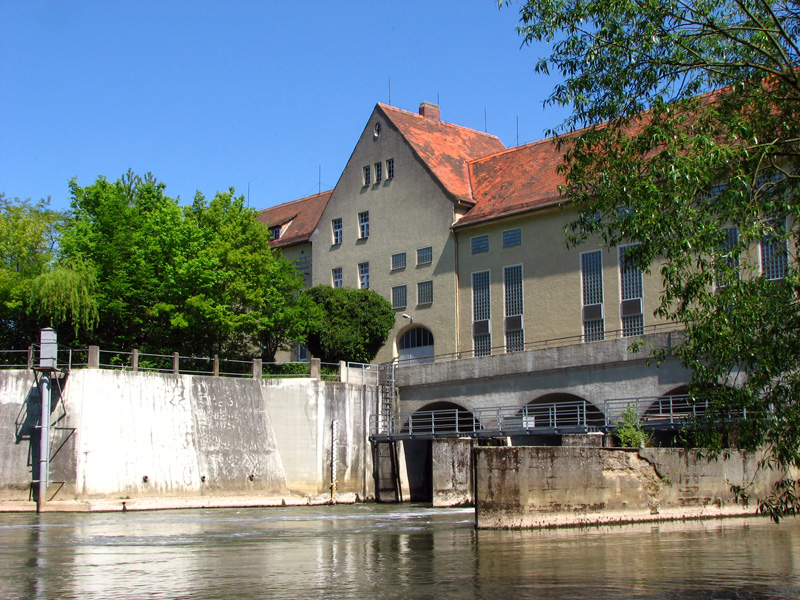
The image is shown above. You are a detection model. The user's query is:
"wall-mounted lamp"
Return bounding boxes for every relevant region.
[402,313,413,324]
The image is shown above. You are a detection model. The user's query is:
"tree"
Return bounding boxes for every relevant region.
[505,0,799,519]
[304,286,395,364]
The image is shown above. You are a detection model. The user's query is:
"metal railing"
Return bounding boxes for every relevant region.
[603,395,707,428]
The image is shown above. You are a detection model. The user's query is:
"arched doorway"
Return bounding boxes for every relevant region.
[398,326,434,365]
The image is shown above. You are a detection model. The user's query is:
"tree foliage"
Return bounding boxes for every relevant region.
[53,171,316,359]
[304,286,395,364]
[506,0,799,519]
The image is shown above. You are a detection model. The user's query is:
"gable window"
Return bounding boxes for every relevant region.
[392,285,407,309]
[363,165,371,186]
[331,218,342,245]
[761,219,788,280]
[418,280,433,305]
[374,162,383,183]
[581,250,604,341]
[386,158,394,179]
[391,252,406,271]
[417,246,433,266]
[503,229,521,248]
[471,235,489,254]
[269,226,281,240]
[359,262,370,289]
[332,267,343,288]
[619,245,644,337]
[358,211,370,239]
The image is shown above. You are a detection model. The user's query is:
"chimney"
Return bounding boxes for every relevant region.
[419,102,440,123]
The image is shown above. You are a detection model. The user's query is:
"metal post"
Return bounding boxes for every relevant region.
[37,328,57,512]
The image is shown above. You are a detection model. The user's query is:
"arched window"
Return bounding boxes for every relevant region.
[398,327,435,365]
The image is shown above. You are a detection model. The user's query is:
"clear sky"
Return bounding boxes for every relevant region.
[0,0,569,213]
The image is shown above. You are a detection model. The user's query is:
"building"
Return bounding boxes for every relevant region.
[258,101,791,365]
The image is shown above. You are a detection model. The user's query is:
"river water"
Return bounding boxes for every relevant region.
[1,504,799,600]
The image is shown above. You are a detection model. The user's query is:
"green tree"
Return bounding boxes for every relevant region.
[504,0,799,519]
[304,286,395,364]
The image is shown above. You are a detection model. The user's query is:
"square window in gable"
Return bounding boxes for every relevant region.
[503,228,521,248]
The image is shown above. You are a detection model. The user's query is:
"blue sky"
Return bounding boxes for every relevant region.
[0,1,569,213]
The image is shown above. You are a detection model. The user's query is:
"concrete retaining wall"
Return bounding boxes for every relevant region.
[475,446,786,528]
[0,369,376,507]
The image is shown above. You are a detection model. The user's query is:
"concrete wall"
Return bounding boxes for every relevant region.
[475,446,787,528]
[431,438,473,507]
[0,369,376,505]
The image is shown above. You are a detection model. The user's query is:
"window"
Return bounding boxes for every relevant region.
[331,218,342,245]
[374,162,383,183]
[392,285,407,309]
[418,280,433,305]
[332,267,343,288]
[472,270,491,356]
[363,165,371,186]
[619,246,644,337]
[417,246,432,266]
[391,252,406,271]
[269,226,281,240]
[471,235,489,254]
[504,265,524,352]
[386,158,394,179]
[717,226,740,288]
[297,343,308,361]
[581,250,604,341]
[761,219,788,280]
[359,262,370,289]
[503,229,521,248]
[358,211,370,239]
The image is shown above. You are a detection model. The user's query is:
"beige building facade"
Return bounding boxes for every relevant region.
[258,101,793,365]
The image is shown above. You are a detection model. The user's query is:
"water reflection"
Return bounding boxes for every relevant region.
[0,505,797,600]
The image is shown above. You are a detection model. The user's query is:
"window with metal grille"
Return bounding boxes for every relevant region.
[362,165,371,186]
[472,271,490,321]
[417,280,433,305]
[504,265,523,317]
[619,246,643,301]
[506,329,524,353]
[391,252,406,270]
[332,268,342,288]
[392,285,407,309]
[474,334,491,357]
[503,229,521,248]
[374,162,383,183]
[399,327,434,349]
[359,263,369,289]
[417,246,432,265]
[358,212,369,239]
[386,158,394,179]
[622,314,645,337]
[761,219,788,280]
[581,250,604,341]
[716,226,740,288]
[471,235,489,254]
[331,218,342,245]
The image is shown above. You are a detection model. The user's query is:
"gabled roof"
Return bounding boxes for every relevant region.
[256,190,332,248]
[378,104,506,204]
[456,137,568,228]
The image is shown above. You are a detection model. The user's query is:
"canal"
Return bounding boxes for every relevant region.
[1,504,798,599]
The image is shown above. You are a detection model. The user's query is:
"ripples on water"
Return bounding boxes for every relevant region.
[0,504,798,600]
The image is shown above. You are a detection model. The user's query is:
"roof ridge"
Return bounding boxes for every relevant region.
[378,103,503,143]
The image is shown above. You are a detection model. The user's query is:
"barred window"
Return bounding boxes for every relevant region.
[619,245,643,301]
[392,285,407,309]
[504,265,523,317]
[359,262,369,289]
[362,165,371,186]
[503,229,521,248]
[391,252,406,270]
[358,211,369,239]
[332,268,343,288]
[472,271,490,321]
[417,246,433,265]
[761,219,788,280]
[331,218,342,245]
[471,235,489,254]
[417,280,433,305]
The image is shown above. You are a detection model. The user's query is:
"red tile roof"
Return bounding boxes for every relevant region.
[457,137,568,228]
[378,104,506,204]
[256,190,332,248]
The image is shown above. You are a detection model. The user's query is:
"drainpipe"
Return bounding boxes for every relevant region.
[330,420,339,504]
